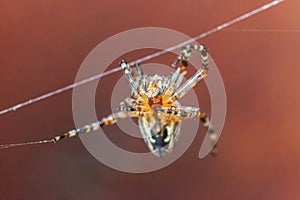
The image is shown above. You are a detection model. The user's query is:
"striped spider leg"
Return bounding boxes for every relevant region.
[52,108,150,143]
[160,44,218,156]
[166,44,209,103]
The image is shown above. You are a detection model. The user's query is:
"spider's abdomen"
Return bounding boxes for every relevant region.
[138,116,181,157]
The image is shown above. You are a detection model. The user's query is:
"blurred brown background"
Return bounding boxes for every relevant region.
[0,0,300,199]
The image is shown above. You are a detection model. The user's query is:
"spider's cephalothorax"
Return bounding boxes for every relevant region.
[53,44,217,157]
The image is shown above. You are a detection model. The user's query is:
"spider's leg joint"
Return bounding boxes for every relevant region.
[120,59,129,70]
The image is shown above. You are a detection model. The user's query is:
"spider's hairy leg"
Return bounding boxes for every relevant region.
[120,60,141,97]
[170,60,188,87]
[53,100,153,143]
[166,44,209,103]
[119,96,151,115]
[170,45,197,90]
[199,112,218,156]
[158,106,217,156]
[173,68,208,99]
[133,63,146,94]
[52,111,137,143]
[162,59,188,104]
[119,97,137,111]
[173,44,209,70]
[134,62,144,79]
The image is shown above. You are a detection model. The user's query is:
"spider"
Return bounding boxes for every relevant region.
[53,44,217,157]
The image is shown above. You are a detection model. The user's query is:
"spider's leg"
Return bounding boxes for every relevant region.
[173,68,208,100]
[0,103,150,149]
[163,64,188,99]
[170,47,191,89]
[52,111,136,143]
[134,62,144,79]
[166,44,194,95]
[119,97,151,114]
[53,101,151,143]
[166,44,209,103]
[119,97,136,111]
[158,106,199,119]
[158,106,217,156]
[198,111,218,156]
[171,66,187,86]
[120,60,140,97]
[133,63,147,93]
